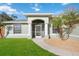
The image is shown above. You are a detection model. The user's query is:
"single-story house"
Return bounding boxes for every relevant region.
[1,13,79,39]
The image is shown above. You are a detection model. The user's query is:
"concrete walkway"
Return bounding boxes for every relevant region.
[32,38,79,56]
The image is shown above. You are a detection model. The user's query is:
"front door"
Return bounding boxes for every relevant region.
[35,24,42,38]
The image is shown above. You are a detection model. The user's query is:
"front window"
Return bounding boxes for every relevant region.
[52,24,59,33]
[14,24,21,34]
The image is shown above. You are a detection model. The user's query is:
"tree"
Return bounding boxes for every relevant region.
[0,12,13,38]
[52,9,79,40]
[11,14,17,20]
[62,9,79,39]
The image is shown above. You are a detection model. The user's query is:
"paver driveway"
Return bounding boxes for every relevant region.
[45,38,79,55]
[33,38,79,56]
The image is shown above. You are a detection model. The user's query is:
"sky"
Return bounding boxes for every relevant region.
[0,3,79,20]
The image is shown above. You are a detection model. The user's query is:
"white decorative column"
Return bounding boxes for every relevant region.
[45,23,49,39]
[28,23,32,38]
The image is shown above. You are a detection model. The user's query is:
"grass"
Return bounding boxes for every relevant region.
[0,38,57,56]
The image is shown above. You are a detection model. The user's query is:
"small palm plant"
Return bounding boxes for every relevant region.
[52,16,68,40]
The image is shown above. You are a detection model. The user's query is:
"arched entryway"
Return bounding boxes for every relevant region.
[32,19,44,38]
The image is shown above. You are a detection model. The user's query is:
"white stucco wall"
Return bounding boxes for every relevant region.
[21,24,28,34]
[69,24,79,39]
[70,24,79,35]
[5,24,29,38]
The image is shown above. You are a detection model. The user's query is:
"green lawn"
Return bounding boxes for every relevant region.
[0,38,56,56]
